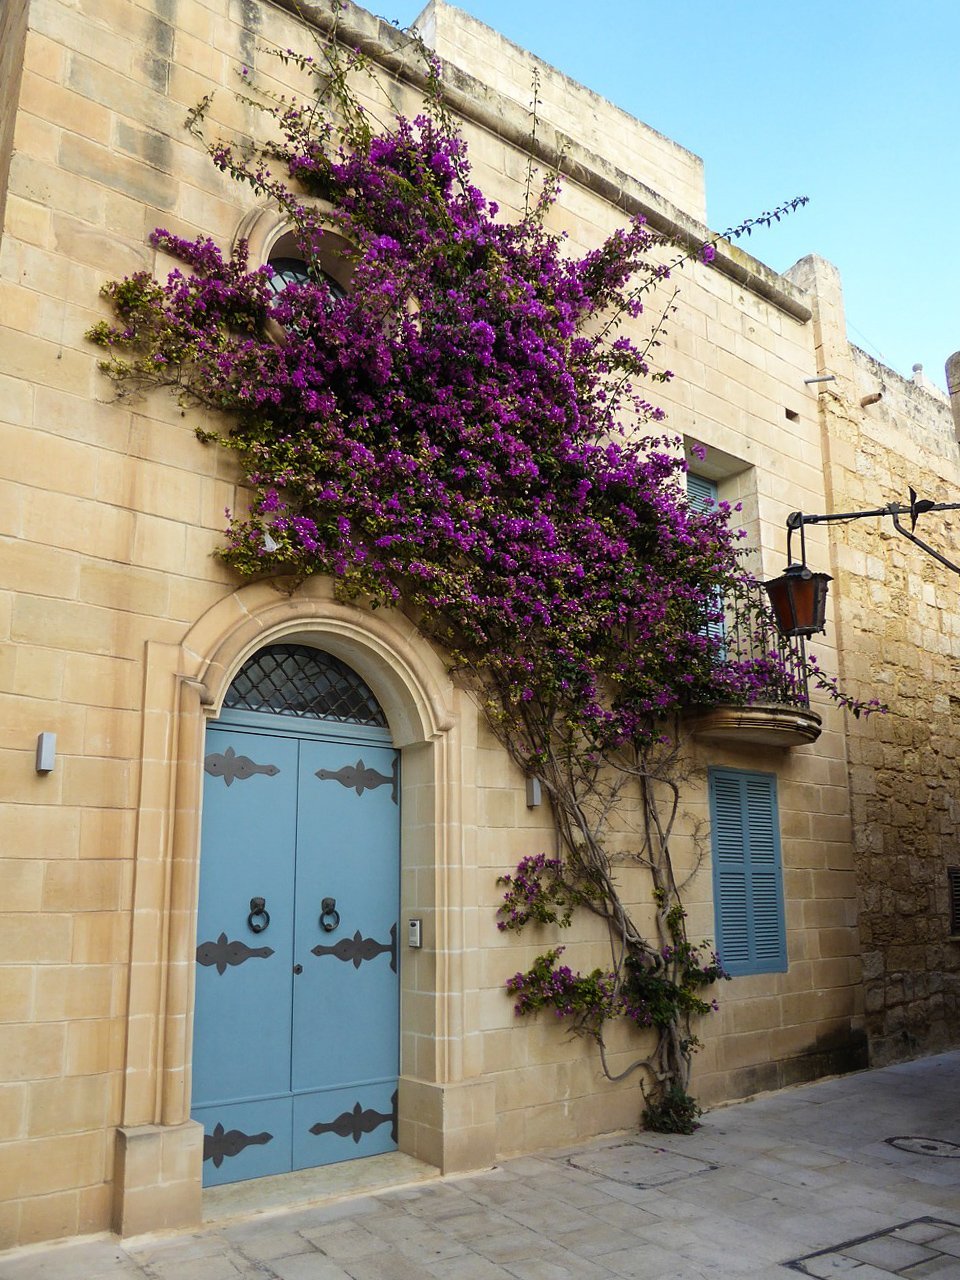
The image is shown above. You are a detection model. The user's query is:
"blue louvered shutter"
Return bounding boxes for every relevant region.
[709,768,787,976]
[686,472,717,514]
[686,474,725,649]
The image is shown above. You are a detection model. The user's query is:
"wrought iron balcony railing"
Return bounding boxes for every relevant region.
[689,580,819,747]
[722,579,811,709]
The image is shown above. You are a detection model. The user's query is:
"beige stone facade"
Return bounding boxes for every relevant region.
[0,0,952,1253]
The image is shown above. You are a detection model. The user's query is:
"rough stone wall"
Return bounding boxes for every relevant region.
[789,256,960,1066]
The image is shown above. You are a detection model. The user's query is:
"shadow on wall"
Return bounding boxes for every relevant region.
[723,1027,869,1103]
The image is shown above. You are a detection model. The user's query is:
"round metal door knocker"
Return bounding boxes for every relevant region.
[319,897,340,932]
[247,896,270,933]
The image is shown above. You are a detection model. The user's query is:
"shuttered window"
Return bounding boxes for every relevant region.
[709,768,787,976]
[687,473,725,649]
[948,867,960,936]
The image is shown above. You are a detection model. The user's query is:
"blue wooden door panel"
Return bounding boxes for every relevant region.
[193,728,298,1109]
[293,1081,398,1170]
[193,1096,292,1187]
[193,718,399,1189]
[292,740,399,1094]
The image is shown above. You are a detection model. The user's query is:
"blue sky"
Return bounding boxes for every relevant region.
[388,0,958,392]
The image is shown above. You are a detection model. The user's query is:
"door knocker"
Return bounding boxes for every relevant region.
[247,896,270,933]
[319,897,340,932]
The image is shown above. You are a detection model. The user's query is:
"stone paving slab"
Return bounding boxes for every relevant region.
[2,1051,959,1280]
[786,1219,960,1279]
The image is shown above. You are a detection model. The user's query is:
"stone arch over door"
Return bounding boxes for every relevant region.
[114,578,496,1237]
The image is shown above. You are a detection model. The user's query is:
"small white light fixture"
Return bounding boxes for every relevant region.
[407,918,422,948]
[35,732,56,774]
[263,530,279,553]
[525,777,542,808]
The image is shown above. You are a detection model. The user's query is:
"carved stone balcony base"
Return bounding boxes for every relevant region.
[687,703,822,748]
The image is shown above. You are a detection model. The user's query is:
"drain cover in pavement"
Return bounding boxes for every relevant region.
[886,1136,960,1157]
[567,1141,717,1188]
[786,1216,960,1277]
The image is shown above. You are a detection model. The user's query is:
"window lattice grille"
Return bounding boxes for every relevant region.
[224,644,387,727]
[266,256,347,300]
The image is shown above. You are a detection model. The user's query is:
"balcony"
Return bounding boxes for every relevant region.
[686,581,823,749]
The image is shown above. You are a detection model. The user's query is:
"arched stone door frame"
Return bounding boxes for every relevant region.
[113,578,496,1237]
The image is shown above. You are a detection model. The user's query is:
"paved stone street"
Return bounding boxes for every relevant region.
[3,1052,959,1280]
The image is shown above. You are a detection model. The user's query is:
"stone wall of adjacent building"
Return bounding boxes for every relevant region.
[789,255,960,1066]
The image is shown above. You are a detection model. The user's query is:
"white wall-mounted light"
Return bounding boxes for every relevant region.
[35,732,56,774]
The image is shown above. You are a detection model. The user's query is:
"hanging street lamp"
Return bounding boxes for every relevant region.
[765,489,960,639]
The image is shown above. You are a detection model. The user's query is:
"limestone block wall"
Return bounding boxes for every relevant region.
[0,0,29,246]
[790,256,960,1066]
[415,0,707,223]
[0,0,385,1246]
[0,0,864,1250]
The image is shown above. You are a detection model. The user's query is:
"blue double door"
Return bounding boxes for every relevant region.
[192,712,400,1186]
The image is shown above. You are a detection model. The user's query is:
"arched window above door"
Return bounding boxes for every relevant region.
[223,644,387,727]
[234,208,354,300]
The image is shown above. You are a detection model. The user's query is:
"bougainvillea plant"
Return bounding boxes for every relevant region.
[88,9,836,1126]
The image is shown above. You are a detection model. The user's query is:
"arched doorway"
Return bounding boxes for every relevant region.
[113,586,485,1239]
[191,643,400,1186]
